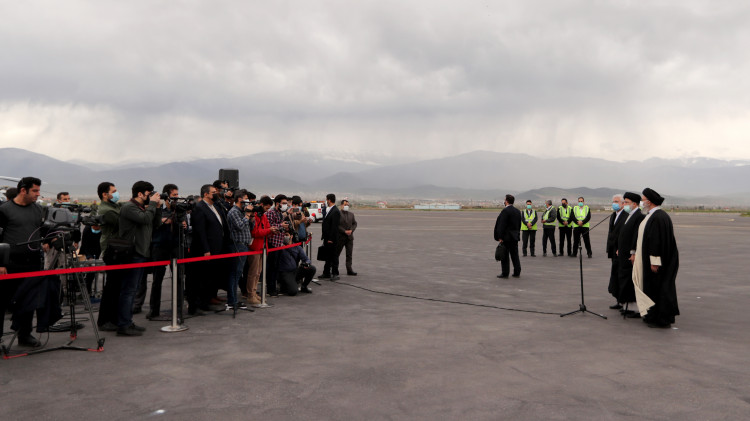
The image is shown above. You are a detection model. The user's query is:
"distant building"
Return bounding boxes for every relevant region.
[414,203,461,210]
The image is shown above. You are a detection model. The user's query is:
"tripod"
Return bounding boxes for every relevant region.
[3,233,105,358]
[560,215,610,319]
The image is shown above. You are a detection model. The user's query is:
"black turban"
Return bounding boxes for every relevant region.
[623,192,640,203]
[642,188,664,206]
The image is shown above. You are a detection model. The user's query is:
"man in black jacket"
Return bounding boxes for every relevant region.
[494,194,522,278]
[606,194,627,309]
[319,193,340,281]
[186,184,229,315]
[617,192,645,317]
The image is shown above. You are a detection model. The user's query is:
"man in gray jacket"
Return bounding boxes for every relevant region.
[117,181,161,336]
[336,199,358,276]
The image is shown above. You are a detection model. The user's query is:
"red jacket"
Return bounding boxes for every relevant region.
[250,213,272,252]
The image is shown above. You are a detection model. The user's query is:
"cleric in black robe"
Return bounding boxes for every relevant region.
[636,188,680,328]
[616,192,645,315]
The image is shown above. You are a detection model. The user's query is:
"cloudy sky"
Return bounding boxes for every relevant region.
[1,0,749,164]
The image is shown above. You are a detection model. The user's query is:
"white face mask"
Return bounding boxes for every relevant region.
[343,205,350,212]
[280,204,288,212]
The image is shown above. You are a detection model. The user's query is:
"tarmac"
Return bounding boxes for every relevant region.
[2,209,750,420]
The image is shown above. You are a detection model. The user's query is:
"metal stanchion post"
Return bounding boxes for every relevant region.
[255,243,272,308]
[161,258,188,332]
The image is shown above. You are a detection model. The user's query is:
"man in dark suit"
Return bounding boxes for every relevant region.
[494,194,522,278]
[186,184,229,314]
[617,192,645,317]
[606,194,627,309]
[319,193,340,280]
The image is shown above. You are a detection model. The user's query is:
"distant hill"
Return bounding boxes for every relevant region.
[2,148,749,206]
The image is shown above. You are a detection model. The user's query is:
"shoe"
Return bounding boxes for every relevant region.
[188,308,206,316]
[497,274,509,279]
[146,312,159,320]
[626,312,641,319]
[318,274,331,279]
[543,253,547,257]
[117,326,143,336]
[511,273,521,278]
[347,271,357,276]
[558,253,565,257]
[587,253,593,258]
[531,254,536,257]
[523,253,527,257]
[205,304,225,312]
[130,323,146,332]
[248,296,262,305]
[330,276,340,281]
[99,322,118,332]
[300,286,313,294]
[17,334,42,347]
[609,303,623,310]
[132,307,142,315]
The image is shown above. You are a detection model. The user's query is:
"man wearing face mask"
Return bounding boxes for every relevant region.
[616,192,645,318]
[248,196,276,305]
[606,194,626,309]
[571,196,593,258]
[557,198,573,256]
[96,181,123,331]
[336,199,358,276]
[117,181,162,336]
[520,200,538,257]
[186,184,229,315]
[540,200,557,257]
[265,194,291,297]
[320,193,341,281]
[632,188,680,328]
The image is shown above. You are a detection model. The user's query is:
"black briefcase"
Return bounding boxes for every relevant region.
[316,245,329,262]
[495,243,508,262]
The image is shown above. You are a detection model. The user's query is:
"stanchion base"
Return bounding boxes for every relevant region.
[160,325,189,333]
[252,303,273,308]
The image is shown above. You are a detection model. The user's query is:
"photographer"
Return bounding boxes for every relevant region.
[290,196,312,243]
[265,194,291,297]
[213,180,233,214]
[117,181,162,336]
[140,184,183,319]
[0,177,60,347]
[247,196,274,305]
[226,189,252,310]
[96,182,123,331]
[277,233,316,295]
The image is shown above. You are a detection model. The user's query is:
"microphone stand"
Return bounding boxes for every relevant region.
[560,214,611,319]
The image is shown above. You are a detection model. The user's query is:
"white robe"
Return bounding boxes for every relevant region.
[633,211,656,316]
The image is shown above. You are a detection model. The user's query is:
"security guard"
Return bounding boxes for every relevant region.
[520,200,538,257]
[571,196,593,258]
[540,200,557,257]
[557,198,573,256]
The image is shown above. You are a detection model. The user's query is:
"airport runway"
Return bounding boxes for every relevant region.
[2,209,749,420]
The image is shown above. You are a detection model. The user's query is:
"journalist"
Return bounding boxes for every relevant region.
[96,181,123,331]
[226,189,252,310]
[277,233,316,295]
[117,181,162,336]
[265,194,291,297]
[247,196,275,305]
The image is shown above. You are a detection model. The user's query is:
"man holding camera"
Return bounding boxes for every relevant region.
[0,177,51,347]
[226,189,252,310]
[277,234,316,295]
[265,194,291,297]
[117,181,162,336]
[248,196,275,305]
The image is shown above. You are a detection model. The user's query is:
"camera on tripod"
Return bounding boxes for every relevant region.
[160,195,196,214]
[44,204,101,251]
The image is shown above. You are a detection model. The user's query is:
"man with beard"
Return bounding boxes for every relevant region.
[606,194,626,310]
[632,188,680,328]
[557,198,573,256]
[617,192,645,318]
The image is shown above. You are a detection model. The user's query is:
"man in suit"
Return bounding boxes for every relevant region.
[186,184,229,315]
[606,194,627,309]
[319,193,340,281]
[494,194,522,278]
[617,192,645,318]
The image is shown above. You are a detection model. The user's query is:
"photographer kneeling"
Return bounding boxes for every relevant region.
[277,233,316,295]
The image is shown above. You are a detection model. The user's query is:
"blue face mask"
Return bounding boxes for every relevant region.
[526,204,532,209]
[578,202,584,207]
[623,205,633,214]
[111,191,120,203]
[92,229,101,234]
[612,202,621,211]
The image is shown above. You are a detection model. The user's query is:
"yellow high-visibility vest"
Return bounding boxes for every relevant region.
[573,205,590,228]
[521,209,537,231]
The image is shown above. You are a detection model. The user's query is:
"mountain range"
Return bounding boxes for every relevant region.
[1,148,748,206]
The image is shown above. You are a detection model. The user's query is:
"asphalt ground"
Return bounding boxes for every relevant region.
[2,210,749,420]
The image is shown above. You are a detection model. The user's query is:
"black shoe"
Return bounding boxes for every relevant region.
[609,303,623,310]
[511,273,521,278]
[523,253,527,257]
[587,253,592,258]
[626,312,641,319]
[146,311,160,320]
[188,308,206,316]
[347,271,357,276]
[531,254,536,257]
[99,322,118,331]
[300,286,313,294]
[543,253,547,257]
[117,326,143,336]
[201,304,225,312]
[318,274,331,279]
[17,334,42,347]
[497,274,509,279]
[330,276,340,281]
[558,253,565,257]
[130,323,146,332]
